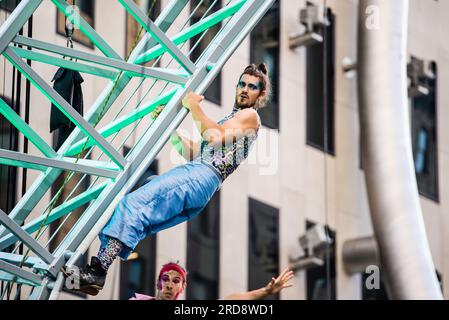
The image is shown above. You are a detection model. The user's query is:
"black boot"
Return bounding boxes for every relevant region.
[63,257,107,296]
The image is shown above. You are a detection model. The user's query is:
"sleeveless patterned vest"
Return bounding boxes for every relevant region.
[196,106,260,181]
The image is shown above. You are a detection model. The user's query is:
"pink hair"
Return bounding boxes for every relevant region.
[157,262,187,300]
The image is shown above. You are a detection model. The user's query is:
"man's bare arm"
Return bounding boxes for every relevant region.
[150,105,201,161]
[222,268,294,300]
[170,130,200,161]
[182,92,259,148]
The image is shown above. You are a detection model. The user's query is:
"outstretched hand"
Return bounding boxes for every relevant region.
[264,267,294,295]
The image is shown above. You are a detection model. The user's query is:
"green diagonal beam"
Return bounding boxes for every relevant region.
[0,0,188,241]
[0,0,189,240]
[11,38,189,84]
[0,98,57,158]
[0,252,45,269]
[0,0,42,54]
[11,46,118,80]
[0,182,107,251]
[135,0,246,64]
[51,0,122,59]
[0,149,119,178]
[63,158,120,172]
[65,88,177,156]
[119,0,196,73]
[3,48,127,169]
[0,209,54,264]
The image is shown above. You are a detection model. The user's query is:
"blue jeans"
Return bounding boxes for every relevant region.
[99,161,222,259]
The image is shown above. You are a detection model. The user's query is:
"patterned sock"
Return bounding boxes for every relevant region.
[96,236,124,272]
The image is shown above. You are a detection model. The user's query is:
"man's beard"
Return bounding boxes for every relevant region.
[236,97,257,109]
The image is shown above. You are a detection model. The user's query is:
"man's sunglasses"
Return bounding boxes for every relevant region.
[237,80,261,91]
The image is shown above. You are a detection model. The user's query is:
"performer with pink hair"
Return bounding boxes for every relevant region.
[130,262,294,300]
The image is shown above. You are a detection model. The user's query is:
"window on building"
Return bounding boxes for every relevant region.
[0,96,18,214]
[436,270,443,294]
[305,221,336,300]
[411,61,439,202]
[250,1,280,130]
[0,0,20,12]
[125,0,161,62]
[306,8,335,155]
[56,0,95,48]
[120,159,158,299]
[248,198,279,300]
[186,191,220,300]
[190,0,222,105]
[119,232,157,300]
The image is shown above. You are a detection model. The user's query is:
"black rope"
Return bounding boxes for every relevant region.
[14,13,33,301]
[0,6,7,298]
[4,0,19,299]
[5,0,23,300]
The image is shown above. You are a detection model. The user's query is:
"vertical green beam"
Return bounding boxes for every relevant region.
[0,98,57,158]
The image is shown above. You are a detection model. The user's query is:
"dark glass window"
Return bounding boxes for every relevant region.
[248,198,279,300]
[0,0,20,12]
[120,159,158,299]
[305,221,336,300]
[0,96,18,214]
[119,233,157,299]
[411,61,439,202]
[190,0,222,105]
[250,1,280,130]
[306,8,335,155]
[56,0,95,48]
[186,191,220,300]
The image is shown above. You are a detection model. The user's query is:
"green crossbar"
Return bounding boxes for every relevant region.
[135,0,246,64]
[0,271,40,287]
[11,47,119,79]
[0,182,107,251]
[65,88,177,156]
[0,98,57,158]
[51,0,122,59]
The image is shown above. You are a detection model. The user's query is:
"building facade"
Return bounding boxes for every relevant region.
[0,0,448,300]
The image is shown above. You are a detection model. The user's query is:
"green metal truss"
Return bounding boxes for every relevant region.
[0,0,275,300]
